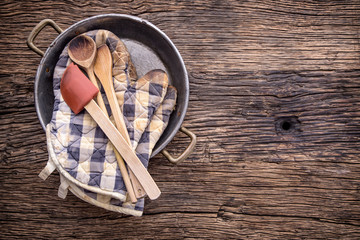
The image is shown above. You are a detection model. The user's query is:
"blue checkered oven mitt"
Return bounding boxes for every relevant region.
[39,30,177,216]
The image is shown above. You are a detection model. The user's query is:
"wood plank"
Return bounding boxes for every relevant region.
[1,0,360,239]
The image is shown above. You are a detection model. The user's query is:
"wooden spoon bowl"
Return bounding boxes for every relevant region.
[68,35,96,69]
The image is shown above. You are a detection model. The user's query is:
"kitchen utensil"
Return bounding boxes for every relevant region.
[60,62,161,200]
[94,44,146,198]
[68,35,137,203]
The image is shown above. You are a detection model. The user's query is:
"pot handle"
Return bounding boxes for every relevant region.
[161,127,196,164]
[27,19,63,57]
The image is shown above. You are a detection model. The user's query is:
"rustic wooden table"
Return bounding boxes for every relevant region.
[1,0,360,239]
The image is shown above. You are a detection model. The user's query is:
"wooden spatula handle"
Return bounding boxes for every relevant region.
[86,68,107,113]
[84,99,161,200]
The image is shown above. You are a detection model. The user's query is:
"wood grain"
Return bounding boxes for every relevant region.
[1,0,360,239]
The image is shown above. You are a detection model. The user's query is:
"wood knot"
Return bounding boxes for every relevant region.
[275,116,301,134]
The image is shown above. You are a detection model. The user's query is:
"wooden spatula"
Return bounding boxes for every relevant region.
[94,44,146,199]
[60,62,161,200]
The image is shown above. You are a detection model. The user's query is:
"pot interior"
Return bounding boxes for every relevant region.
[35,14,188,157]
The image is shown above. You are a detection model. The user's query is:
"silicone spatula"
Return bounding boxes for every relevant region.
[60,63,161,200]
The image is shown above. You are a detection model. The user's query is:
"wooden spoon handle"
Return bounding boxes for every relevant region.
[89,76,137,203]
[114,149,137,203]
[129,170,147,198]
[103,83,131,144]
[100,75,147,198]
[86,68,107,112]
[84,99,161,200]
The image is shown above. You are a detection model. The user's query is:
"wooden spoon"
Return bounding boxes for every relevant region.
[68,34,107,112]
[68,35,137,203]
[60,63,161,200]
[94,44,147,199]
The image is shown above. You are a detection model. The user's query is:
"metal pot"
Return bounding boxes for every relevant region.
[27,14,196,163]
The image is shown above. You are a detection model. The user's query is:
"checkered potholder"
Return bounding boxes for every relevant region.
[41,29,177,216]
